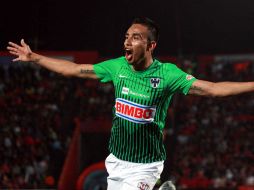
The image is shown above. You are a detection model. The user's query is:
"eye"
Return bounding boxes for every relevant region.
[132,34,143,41]
[133,36,140,40]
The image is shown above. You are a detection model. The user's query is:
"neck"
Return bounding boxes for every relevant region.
[132,56,154,71]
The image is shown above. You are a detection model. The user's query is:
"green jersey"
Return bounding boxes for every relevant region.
[93,56,196,163]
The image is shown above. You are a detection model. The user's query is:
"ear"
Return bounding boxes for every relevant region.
[147,41,157,52]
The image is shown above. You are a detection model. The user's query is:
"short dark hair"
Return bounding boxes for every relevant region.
[132,17,159,43]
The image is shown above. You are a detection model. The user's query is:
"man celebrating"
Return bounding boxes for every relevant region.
[7,17,254,190]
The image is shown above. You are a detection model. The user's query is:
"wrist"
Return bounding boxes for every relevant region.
[30,52,42,63]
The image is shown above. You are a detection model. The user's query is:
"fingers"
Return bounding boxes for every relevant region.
[7,49,21,62]
[8,41,22,49]
[7,46,17,52]
[8,39,28,49]
[12,57,21,62]
[7,39,31,62]
[21,39,27,46]
[7,45,21,56]
[9,50,19,55]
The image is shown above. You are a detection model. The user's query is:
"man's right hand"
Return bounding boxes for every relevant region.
[7,39,33,62]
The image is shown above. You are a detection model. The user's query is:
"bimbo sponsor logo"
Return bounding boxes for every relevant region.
[115,98,156,124]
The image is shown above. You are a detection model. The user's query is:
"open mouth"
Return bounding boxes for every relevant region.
[125,48,133,61]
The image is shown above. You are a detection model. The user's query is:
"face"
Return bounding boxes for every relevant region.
[124,24,155,66]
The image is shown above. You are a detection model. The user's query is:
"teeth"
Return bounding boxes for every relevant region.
[126,49,132,54]
[125,49,133,61]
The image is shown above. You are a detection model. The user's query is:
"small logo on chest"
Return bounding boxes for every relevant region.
[121,87,129,95]
[150,78,160,88]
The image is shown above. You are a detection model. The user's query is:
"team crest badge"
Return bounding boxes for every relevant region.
[150,78,160,88]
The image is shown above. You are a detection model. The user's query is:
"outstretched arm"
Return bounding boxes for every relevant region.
[189,79,254,97]
[7,39,98,79]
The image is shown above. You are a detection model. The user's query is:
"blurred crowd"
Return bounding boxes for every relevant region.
[171,58,254,189]
[0,56,253,189]
[0,62,70,188]
[0,60,113,189]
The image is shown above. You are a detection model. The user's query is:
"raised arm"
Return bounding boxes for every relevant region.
[188,79,254,97]
[7,39,98,79]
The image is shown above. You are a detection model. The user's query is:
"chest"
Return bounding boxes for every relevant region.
[113,68,168,105]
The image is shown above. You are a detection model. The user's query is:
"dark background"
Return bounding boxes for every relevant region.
[1,0,254,56]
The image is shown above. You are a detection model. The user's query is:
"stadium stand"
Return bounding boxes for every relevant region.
[0,53,253,190]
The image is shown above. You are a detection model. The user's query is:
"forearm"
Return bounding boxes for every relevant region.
[30,52,77,76]
[189,80,254,97]
[213,81,254,97]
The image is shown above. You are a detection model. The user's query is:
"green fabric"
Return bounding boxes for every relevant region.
[93,56,196,163]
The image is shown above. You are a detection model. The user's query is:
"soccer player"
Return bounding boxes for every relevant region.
[7,18,254,190]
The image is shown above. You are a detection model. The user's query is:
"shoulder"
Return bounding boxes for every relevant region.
[96,56,126,68]
[155,60,193,80]
[103,56,126,64]
[155,59,181,72]
[94,56,127,76]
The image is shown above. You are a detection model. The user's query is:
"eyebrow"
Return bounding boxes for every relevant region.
[125,32,144,39]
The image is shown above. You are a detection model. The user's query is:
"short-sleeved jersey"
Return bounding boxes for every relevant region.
[93,56,196,163]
